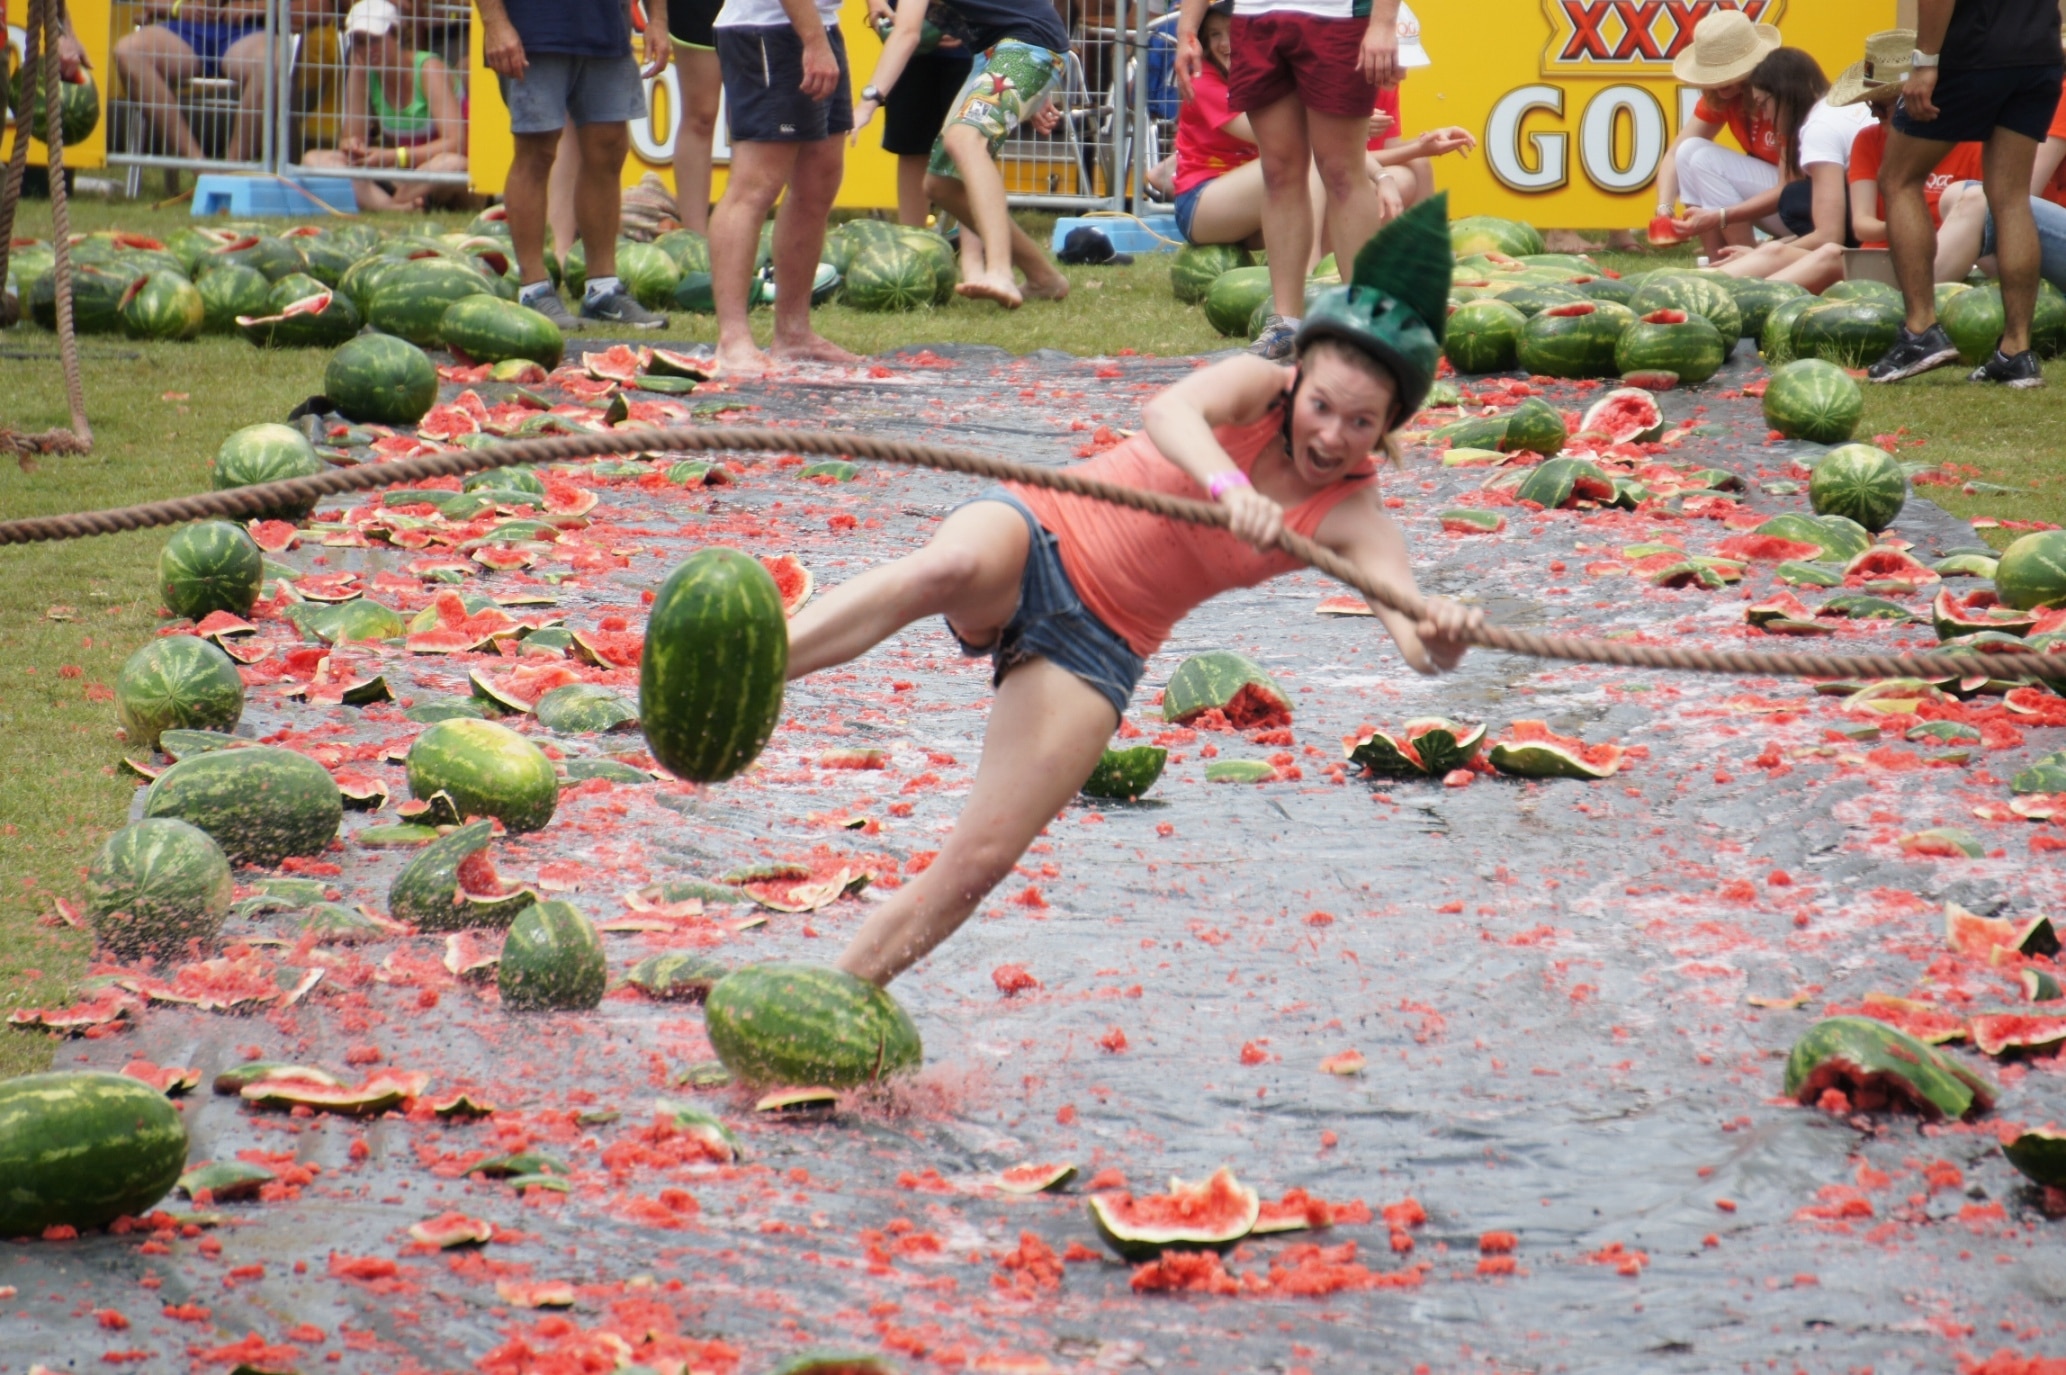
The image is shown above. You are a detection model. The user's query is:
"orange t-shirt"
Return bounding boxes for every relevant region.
[1008,394,1377,658]
[1694,90,1779,165]
[2041,89,2066,206]
[1847,122,1986,248]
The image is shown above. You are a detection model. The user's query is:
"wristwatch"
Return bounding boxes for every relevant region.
[1910,49,1940,68]
[862,84,885,104]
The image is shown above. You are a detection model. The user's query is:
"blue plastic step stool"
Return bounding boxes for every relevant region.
[1049,214,1183,256]
[192,174,361,217]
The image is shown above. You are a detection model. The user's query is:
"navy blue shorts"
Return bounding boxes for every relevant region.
[1173,181,1208,242]
[1895,63,2064,144]
[162,18,259,78]
[715,23,853,142]
[945,489,1145,718]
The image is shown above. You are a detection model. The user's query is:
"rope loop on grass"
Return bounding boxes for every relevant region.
[1,421,2060,685]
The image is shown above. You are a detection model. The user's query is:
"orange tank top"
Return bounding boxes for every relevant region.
[1009,400,1377,658]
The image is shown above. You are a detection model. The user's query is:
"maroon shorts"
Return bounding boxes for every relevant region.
[1227,11,1379,118]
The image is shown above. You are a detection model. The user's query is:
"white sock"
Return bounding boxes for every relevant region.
[518,280,554,306]
[584,275,623,304]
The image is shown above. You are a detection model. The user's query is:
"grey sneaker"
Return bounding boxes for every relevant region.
[1970,347,2044,389]
[581,289,668,330]
[523,290,584,333]
[1248,314,1298,361]
[1866,322,1959,383]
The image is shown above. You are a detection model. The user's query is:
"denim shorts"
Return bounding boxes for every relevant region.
[1173,181,1208,242]
[945,488,1145,718]
[163,18,259,78]
[496,52,647,135]
[1894,63,2064,144]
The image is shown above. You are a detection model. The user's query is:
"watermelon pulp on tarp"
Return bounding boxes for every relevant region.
[1486,720,1624,780]
[1087,1166,1261,1260]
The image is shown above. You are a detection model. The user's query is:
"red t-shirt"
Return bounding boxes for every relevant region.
[1176,63,1257,196]
[1694,90,1780,165]
[1368,84,1402,152]
[1847,122,1986,248]
[2041,89,2066,206]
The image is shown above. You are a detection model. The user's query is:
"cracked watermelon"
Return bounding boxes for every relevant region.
[439,295,564,368]
[1516,300,1630,379]
[85,818,233,963]
[0,1072,187,1238]
[159,520,263,621]
[1616,309,1726,386]
[29,261,143,334]
[1784,1015,1995,1120]
[1577,386,1664,444]
[389,820,538,930]
[326,332,438,426]
[142,746,343,866]
[212,423,325,521]
[1444,298,1526,373]
[406,718,559,833]
[1995,531,2066,610]
[1629,272,1741,341]
[238,277,361,348]
[704,963,923,1088]
[194,263,272,334]
[1081,744,1168,800]
[2004,1127,2066,1187]
[118,269,205,341]
[642,548,789,784]
[1347,718,1485,776]
[1088,1166,1261,1261]
[1762,357,1862,444]
[1809,443,1907,533]
[1487,720,1623,779]
[498,900,607,1011]
[115,635,245,751]
[1171,244,1253,304]
[1163,651,1291,728]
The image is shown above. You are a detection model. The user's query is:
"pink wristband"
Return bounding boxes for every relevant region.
[1207,470,1251,501]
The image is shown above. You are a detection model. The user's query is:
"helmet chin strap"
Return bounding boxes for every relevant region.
[1279,367,1302,458]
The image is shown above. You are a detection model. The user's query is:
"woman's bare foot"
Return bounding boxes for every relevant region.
[1021,273,1069,303]
[956,275,1023,309]
[771,334,863,365]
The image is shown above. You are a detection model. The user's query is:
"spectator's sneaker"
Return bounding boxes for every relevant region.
[1866,323,1960,383]
[1970,347,2044,389]
[1248,315,1298,361]
[581,289,668,330]
[523,291,584,333]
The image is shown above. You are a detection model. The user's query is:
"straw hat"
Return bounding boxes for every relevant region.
[1670,9,1782,87]
[1831,30,1918,106]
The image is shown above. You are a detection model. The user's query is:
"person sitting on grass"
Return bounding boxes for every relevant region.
[858,0,1074,308]
[1653,9,1785,256]
[779,198,1482,987]
[1693,48,1870,288]
[304,1,470,212]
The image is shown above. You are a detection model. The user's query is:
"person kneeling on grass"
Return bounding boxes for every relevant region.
[781,197,1481,986]
[858,0,1073,308]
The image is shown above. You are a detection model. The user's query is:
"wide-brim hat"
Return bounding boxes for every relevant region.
[1671,10,1781,87]
[1831,30,1917,106]
[1397,1,1431,69]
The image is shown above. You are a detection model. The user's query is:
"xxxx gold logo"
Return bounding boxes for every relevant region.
[1540,0,1784,73]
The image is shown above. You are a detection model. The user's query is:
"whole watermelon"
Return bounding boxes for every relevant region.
[1492,281,1590,318]
[214,234,306,282]
[1629,272,1742,342]
[0,1073,188,1238]
[143,746,344,866]
[1616,310,1727,385]
[213,422,325,520]
[498,900,608,1010]
[617,241,682,309]
[115,635,245,751]
[1444,298,1526,373]
[1516,301,1630,379]
[1760,293,1819,365]
[1809,443,1908,533]
[1170,243,1252,304]
[1762,358,1863,445]
[439,295,564,367]
[1994,531,2066,610]
[195,263,273,333]
[9,68,100,146]
[1203,265,1274,336]
[842,244,935,312]
[1582,274,1642,307]
[1823,278,1901,308]
[326,333,439,425]
[1502,396,1568,456]
[86,817,233,962]
[406,718,560,833]
[1793,299,1900,369]
[29,261,142,334]
[159,521,263,621]
[704,962,923,1088]
[368,256,494,345]
[118,270,205,341]
[1450,215,1542,258]
[1939,284,2004,366]
[1726,278,1807,341]
[674,271,717,313]
[641,547,788,784]
[653,228,712,275]
[894,227,959,304]
[290,232,358,287]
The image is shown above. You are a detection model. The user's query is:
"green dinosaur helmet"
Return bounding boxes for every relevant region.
[1295,194,1453,427]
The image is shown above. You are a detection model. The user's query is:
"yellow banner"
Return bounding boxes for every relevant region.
[1401,0,1898,223]
[3,0,113,168]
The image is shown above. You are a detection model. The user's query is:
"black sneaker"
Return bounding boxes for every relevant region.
[523,291,584,333]
[1970,347,2045,389]
[1866,323,1960,383]
[580,289,668,330]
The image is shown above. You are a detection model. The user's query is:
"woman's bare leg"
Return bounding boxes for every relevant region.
[673,46,722,233]
[837,660,1120,985]
[1769,241,1846,293]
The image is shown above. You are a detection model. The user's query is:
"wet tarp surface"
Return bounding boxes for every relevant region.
[5,346,2064,1375]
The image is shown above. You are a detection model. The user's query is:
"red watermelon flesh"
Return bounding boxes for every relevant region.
[583,345,650,383]
[1717,534,1825,564]
[761,554,815,616]
[1846,548,1937,585]
[1833,996,1968,1045]
[1640,308,1688,325]
[1646,214,1686,246]
[1199,682,1292,731]
[1578,388,1664,444]
[457,849,523,903]
[573,628,643,668]
[1543,301,1596,318]
[1252,1188,1336,1235]
[1501,720,1625,774]
[1620,370,1680,390]
[1971,1013,2066,1057]
[248,520,299,553]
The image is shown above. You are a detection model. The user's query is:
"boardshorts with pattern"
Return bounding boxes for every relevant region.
[926,40,1065,179]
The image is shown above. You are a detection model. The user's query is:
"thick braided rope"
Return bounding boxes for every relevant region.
[1,422,2059,684]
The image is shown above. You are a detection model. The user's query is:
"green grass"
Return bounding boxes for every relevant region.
[2,194,2062,1077]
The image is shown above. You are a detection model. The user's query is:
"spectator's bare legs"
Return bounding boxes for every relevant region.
[1249,94,1316,319]
[896,154,932,227]
[1881,130,1956,335]
[1310,107,1383,284]
[217,30,275,163]
[574,120,631,285]
[507,130,563,287]
[767,138,860,362]
[1982,128,2044,356]
[930,123,1068,306]
[710,140,797,373]
[1934,182,1990,282]
[672,46,722,232]
[547,122,580,263]
[112,26,205,161]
